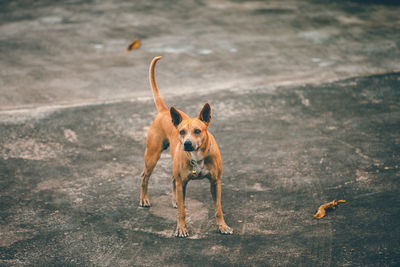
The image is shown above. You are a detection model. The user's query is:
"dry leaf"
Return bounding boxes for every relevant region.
[126,39,141,52]
[314,199,346,219]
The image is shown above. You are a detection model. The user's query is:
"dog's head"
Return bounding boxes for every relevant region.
[170,103,211,152]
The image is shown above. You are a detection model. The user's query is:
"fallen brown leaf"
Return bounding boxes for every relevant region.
[126,39,141,52]
[314,199,346,219]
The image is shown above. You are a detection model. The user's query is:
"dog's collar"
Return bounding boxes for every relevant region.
[184,151,201,176]
[187,157,201,175]
[185,139,212,175]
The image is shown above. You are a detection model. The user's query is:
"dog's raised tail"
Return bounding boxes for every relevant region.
[149,56,168,112]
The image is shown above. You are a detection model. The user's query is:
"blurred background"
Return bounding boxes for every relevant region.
[1,0,399,111]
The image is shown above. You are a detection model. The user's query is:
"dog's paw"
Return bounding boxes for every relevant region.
[172,201,177,208]
[218,224,233,235]
[139,198,151,207]
[175,225,189,238]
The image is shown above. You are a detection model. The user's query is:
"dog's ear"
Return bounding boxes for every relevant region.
[170,106,182,127]
[198,103,212,126]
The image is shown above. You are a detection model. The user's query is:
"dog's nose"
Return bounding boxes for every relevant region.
[183,140,194,151]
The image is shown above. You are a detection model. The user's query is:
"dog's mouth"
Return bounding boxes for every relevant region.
[183,144,195,152]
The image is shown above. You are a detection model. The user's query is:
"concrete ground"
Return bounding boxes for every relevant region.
[1,0,400,266]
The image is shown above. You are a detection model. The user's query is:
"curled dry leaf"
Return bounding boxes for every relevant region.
[314,199,346,219]
[126,39,141,52]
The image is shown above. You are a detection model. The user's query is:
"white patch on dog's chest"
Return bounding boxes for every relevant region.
[190,151,203,161]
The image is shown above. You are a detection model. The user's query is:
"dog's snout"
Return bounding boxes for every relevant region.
[183,140,194,151]
[184,140,192,146]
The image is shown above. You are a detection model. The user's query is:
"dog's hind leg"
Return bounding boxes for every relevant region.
[139,130,165,207]
[172,178,177,208]
[171,178,187,208]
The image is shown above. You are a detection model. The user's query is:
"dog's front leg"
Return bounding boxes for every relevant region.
[210,179,233,235]
[175,178,189,237]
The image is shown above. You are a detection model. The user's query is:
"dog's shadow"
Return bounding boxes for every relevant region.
[149,195,210,239]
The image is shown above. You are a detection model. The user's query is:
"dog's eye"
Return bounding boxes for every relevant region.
[179,130,185,135]
[194,129,201,134]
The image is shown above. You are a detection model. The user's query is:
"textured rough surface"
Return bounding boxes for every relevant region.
[1,73,400,266]
[1,0,400,266]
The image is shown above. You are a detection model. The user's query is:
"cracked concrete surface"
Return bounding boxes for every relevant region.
[1,0,400,266]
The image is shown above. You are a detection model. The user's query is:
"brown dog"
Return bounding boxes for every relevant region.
[139,56,233,237]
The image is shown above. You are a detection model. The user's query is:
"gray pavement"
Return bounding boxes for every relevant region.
[1,0,400,266]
